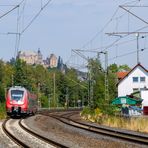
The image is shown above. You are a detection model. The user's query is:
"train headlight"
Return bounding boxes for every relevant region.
[18,100,23,105]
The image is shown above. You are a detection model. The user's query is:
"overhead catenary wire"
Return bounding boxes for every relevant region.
[79,0,143,64]
[85,24,148,52]
[0,0,25,20]
[80,0,140,50]
[14,0,52,58]
[72,0,148,72]
[21,0,52,34]
[70,0,147,71]
[119,5,148,25]
[81,7,120,49]
[0,5,16,7]
[122,0,140,5]
[80,25,148,51]
[0,5,19,20]
[14,0,27,59]
[108,47,148,62]
[0,0,53,59]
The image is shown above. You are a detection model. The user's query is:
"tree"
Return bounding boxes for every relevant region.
[13,59,27,87]
[0,60,4,83]
[0,60,6,101]
[108,63,131,73]
[108,63,118,73]
[118,64,131,72]
[56,72,67,106]
[9,57,16,65]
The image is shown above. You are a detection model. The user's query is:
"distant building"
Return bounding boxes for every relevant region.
[36,49,43,65]
[18,50,58,68]
[49,54,57,68]
[18,50,38,65]
[18,50,43,65]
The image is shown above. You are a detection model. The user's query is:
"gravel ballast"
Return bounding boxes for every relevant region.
[24,114,147,148]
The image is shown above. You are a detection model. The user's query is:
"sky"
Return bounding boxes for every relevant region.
[0,0,148,70]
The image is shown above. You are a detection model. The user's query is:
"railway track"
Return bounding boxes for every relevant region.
[2,118,29,147]
[19,118,68,148]
[2,118,68,148]
[41,111,148,146]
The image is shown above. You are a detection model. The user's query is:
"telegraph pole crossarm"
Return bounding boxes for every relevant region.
[106,32,148,64]
[119,5,148,25]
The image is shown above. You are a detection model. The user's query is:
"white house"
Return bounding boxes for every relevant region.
[117,63,148,108]
[141,90,148,108]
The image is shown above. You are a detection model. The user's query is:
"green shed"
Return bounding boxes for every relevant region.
[112,96,143,105]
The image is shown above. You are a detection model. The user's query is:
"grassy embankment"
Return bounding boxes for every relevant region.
[81,107,148,133]
[0,102,6,119]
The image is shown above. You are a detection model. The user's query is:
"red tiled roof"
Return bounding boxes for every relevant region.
[117,72,129,79]
[117,63,148,85]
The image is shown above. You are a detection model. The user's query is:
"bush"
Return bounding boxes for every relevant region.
[0,102,6,119]
[40,95,49,108]
[81,107,94,116]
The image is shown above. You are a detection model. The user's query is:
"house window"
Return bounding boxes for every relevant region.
[133,88,139,92]
[133,77,138,82]
[140,77,145,82]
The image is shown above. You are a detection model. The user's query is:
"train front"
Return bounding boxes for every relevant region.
[6,86,28,116]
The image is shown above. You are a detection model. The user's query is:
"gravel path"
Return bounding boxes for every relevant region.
[24,114,147,148]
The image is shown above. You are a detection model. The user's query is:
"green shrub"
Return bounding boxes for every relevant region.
[0,102,6,119]
[81,107,94,116]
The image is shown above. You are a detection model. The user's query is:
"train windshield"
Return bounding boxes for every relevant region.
[11,90,24,101]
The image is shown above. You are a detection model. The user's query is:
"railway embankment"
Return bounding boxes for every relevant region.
[24,112,147,148]
[81,108,148,134]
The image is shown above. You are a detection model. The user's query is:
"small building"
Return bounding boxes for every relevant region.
[117,63,148,111]
[112,96,143,116]
[117,63,148,97]
[112,96,143,106]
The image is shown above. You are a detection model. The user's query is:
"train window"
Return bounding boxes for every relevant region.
[11,90,24,101]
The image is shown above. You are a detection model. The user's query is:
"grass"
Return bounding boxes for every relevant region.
[81,107,148,133]
[101,116,148,133]
[0,102,6,119]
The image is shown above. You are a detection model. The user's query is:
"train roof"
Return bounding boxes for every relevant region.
[9,86,27,91]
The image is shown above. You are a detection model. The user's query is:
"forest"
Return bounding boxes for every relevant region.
[0,57,130,117]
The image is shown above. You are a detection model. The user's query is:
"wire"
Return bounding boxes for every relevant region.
[0,5,16,6]
[119,5,148,25]
[123,0,141,5]
[81,0,140,50]
[21,0,52,34]
[81,7,120,49]
[0,0,25,20]
[108,47,148,62]
[115,34,148,47]
[86,24,148,52]
[0,5,19,20]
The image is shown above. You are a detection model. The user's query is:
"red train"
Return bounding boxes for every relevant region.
[6,86,38,116]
